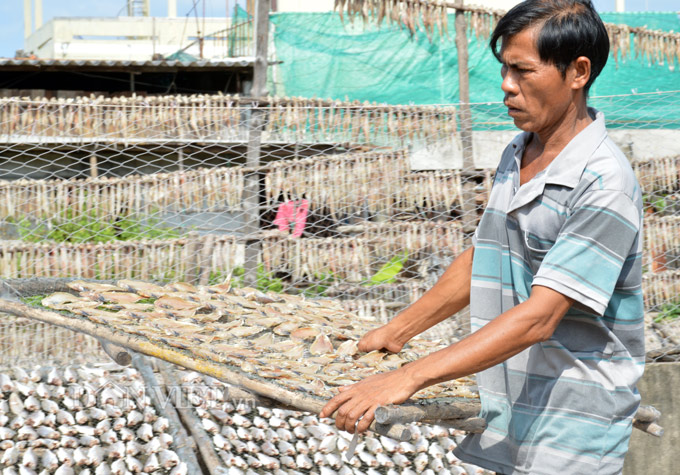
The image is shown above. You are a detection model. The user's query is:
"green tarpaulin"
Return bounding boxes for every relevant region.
[269,11,680,128]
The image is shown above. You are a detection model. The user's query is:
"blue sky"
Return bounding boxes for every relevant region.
[1,0,678,58]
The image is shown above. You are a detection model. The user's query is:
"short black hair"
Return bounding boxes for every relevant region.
[490,0,609,94]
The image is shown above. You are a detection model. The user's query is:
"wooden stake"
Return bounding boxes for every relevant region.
[156,360,228,474]
[97,338,132,366]
[130,352,203,473]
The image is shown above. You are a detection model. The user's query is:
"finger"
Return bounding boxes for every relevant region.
[356,404,377,434]
[319,391,353,419]
[338,400,372,434]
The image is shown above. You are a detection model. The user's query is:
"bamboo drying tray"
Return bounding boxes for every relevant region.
[0,278,486,441]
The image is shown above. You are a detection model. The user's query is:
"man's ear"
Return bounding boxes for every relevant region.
[570,56,591,91]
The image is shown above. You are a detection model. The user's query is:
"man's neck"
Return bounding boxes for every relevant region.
[520,102,592,185]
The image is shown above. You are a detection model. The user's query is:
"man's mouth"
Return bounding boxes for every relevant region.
[504,101,524,118]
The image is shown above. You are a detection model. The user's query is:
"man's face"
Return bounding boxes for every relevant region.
[500,26,576,135]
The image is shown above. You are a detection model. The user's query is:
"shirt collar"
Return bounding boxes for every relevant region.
[510,108,608,189]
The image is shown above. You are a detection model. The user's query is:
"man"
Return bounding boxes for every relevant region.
[320,1,644,473]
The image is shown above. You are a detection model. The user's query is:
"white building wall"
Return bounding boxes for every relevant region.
[25,17,245,61]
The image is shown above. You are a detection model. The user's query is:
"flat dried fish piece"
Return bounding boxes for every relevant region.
[185,333,217,345]
[239,359,259,373]
[158,337,191,350]
[282,345,305,359]
[306,354,337,366]
[41,292,87,309]
[355,350,386,365]
[290,327,322,341]
[293,364,322,376]
[164,282,198,293]
[246,316,284,328]
[222,295,260,310]
[321,362,355,376]
[376,354,408,371]
[100,303,155,312]
[66,280,124,293]
[309,334,334,355]
[203,298,238,312]
[266,302,298,315]
[287,378,327,397]
[211,345,260,359]
[159,308,198,319]
[224,325,266,338]
[189,312,223,324]
[74,307,134,326]
[273,321,300,336]
[335,340,359,357]
[258,368,296,379]
[83,291,144,305]
[325,376,360,386]
[233,287,284,304]
[117,279,167,298]
[146,318,205,335]
[250,333,277,348]
[203,281,232,295]
[119,309,166,320]
[154,295,203,311]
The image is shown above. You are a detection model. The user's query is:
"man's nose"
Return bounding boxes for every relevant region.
[501,71,519,95]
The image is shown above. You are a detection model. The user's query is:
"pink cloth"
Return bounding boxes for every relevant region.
[273,199,309,238]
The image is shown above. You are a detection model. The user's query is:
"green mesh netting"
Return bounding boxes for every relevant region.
[269,11,680,128]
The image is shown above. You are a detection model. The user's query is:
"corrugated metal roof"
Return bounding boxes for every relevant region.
[0,57,255,71]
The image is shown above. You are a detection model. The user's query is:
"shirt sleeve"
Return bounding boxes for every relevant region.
[532,188,641,316]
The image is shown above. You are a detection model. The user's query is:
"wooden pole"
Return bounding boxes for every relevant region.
[242,0,270,286]
[454,0,477,238]
[185,231,202,284]
[375,398,482,424]
[454,0,476,334]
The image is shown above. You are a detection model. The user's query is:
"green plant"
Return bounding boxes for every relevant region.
[21,295,46,307]
[302,272,337,298]
[256,264,284,293]
[365,251,409,286]
[17,210,181,244]
[213,266,283,293]
[654,301,680,323]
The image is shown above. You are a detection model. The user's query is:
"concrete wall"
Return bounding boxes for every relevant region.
[624,363,680,475]
[409,129,680,171]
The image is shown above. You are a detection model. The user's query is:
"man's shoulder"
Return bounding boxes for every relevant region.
[582,134,640,200]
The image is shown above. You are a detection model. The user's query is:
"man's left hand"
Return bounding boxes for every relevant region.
[319,367,419,433]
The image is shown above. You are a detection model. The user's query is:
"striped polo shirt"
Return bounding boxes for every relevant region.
[454,109,644,475]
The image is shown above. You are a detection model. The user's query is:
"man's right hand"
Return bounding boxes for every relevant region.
[358,324,406,353]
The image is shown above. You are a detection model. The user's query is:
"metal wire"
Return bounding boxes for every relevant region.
[0,91,679,364]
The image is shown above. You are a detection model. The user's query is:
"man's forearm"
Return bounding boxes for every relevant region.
[388,247,474,345]
[402,285,573,391]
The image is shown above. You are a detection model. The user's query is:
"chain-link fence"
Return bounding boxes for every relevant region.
[0,90,679,366]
